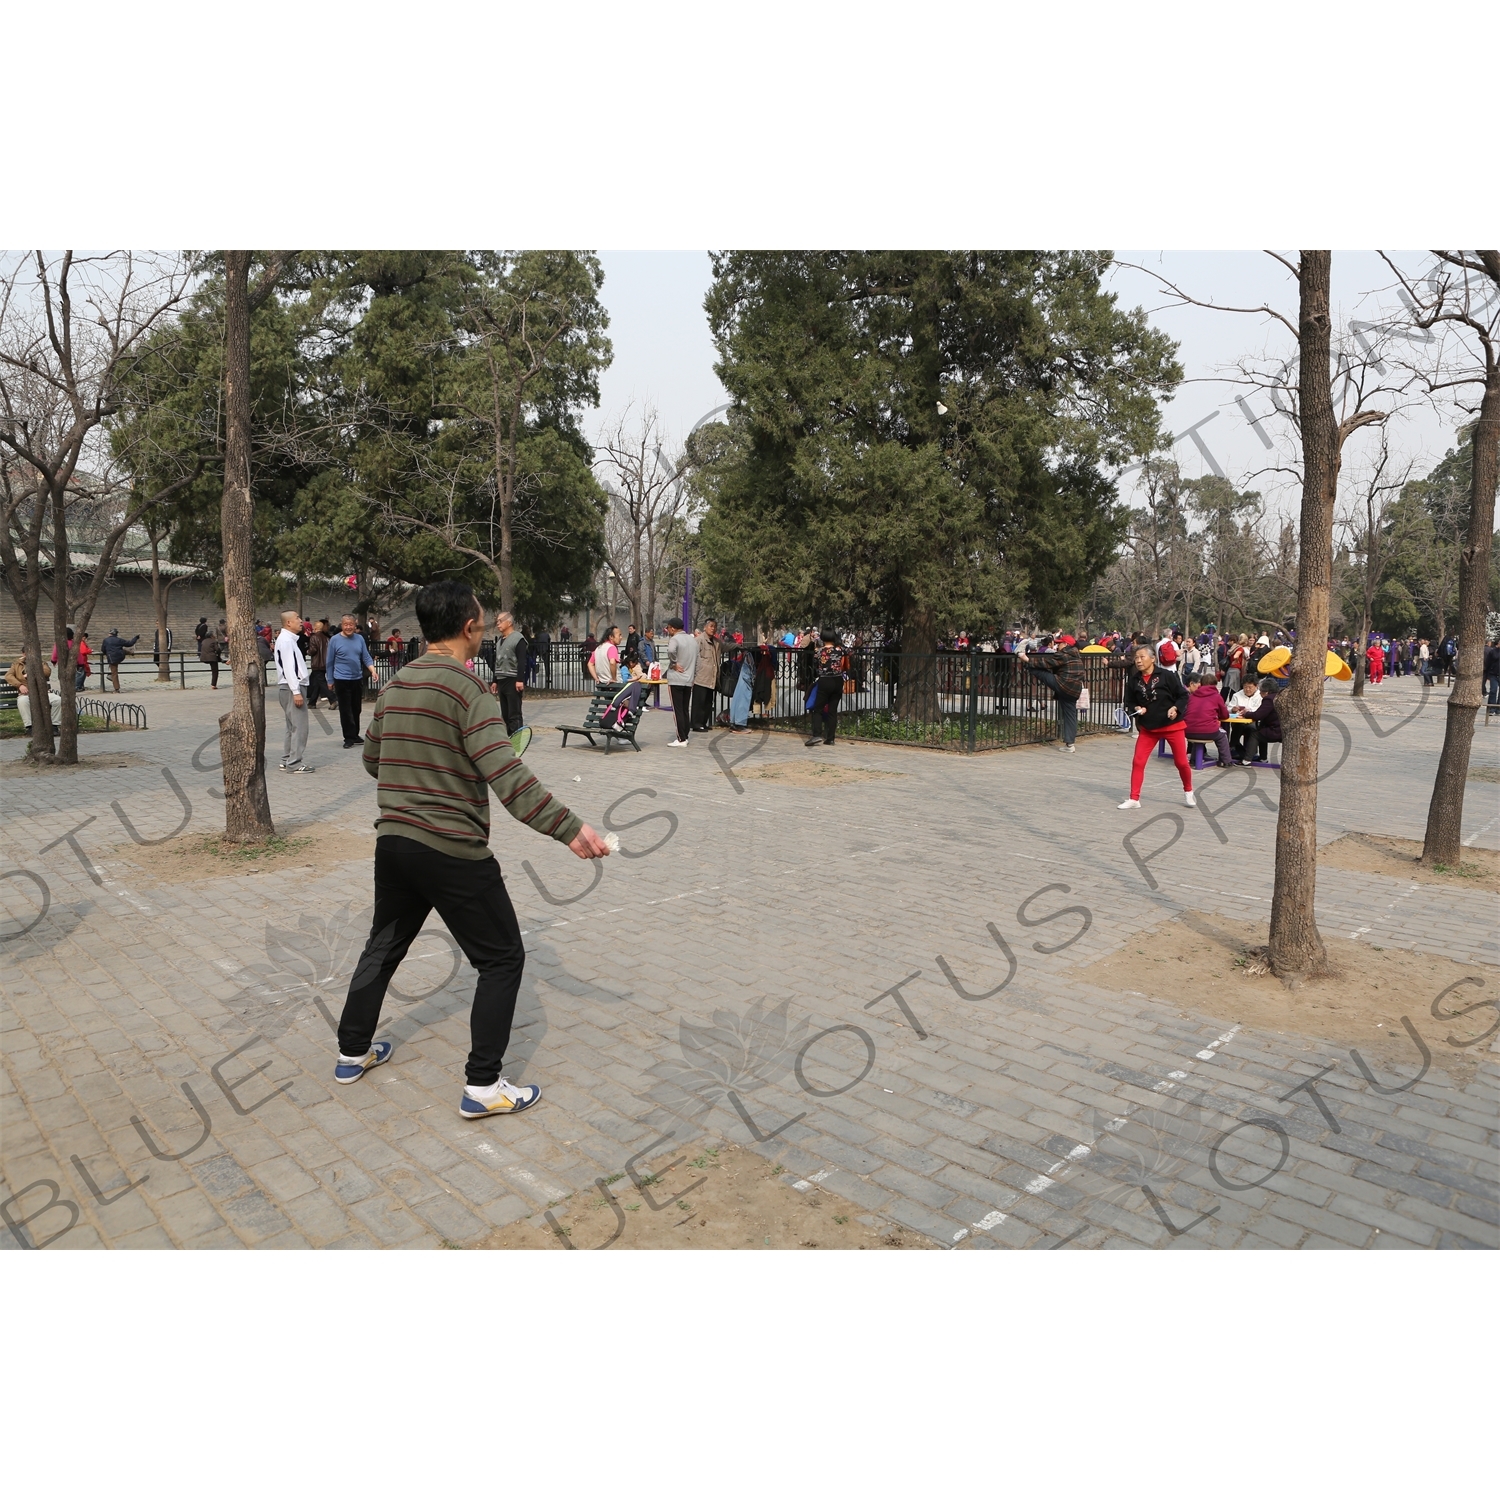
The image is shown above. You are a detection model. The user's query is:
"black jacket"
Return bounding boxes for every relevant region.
[102,632,138,665]
[1484,644,1500,680]
[1250,691,1282,742]
[1124,667,1189,731]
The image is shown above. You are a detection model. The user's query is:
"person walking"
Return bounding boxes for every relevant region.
[194,617,209,646]
[1117,645,1194,809]
[804,631,851,747]
[198,622,224,688]
[334,580,611,1119]
[101,628,138,693]
[74,632,92,691]
[1483,636,1500,715]
[1017,632,1085,752]
[274,610,314,774]
[305,619,330,705]
[328,613,378,746]
[690,618,722,732]
[664,616,698,745]
[491,610,528,735]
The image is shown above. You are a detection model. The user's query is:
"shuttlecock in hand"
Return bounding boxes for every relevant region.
[603,832,620,854]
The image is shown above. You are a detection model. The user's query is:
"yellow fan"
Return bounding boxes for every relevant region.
[1080,643,1111,653]
[1256,645,1352,681]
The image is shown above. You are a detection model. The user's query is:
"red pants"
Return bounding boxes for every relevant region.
[1130,724,1193,799]
[1367,656,1383,683]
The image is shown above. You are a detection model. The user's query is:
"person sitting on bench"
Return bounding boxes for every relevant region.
[1183,671,1232,766]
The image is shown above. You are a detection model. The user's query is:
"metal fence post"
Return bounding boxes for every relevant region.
[178,651,185,689]
[966,645,979,753]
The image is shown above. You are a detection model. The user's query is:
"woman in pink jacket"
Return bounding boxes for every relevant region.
[1183,672,1232,767]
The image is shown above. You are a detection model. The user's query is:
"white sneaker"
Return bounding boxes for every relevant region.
[667,738,687,747]
[459,1077,541,1119]
[1117,798,1141,810]
[1184,791,1196,806]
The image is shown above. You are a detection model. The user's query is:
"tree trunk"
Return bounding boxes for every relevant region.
[1421,369,1500,866]
[151,530,172,682]
[1269,251,1336,980]
[50,481,80,765]
[496,425,515,615]
[217,251,275,842]
[902,599,941,725]
[1351,600,1370,697]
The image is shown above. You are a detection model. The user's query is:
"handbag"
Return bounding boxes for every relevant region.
[805,683,819,713]
[1077,686,1090,711]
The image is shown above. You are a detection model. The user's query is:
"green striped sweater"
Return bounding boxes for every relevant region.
[362,655,582,859]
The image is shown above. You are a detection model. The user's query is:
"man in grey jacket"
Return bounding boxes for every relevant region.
[491,611,529,735]
[690,618,721,732]
[664,617,698,746]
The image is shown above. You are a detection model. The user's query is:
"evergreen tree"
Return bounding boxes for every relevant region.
[691,252,1179,647]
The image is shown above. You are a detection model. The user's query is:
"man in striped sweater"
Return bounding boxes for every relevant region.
[334,580,611,1120]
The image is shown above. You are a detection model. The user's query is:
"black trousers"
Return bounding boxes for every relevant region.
[814,676,841,743]
[338,835,526,1087]
[1229,723,1259,761]
[690,683,715,730]
[671,684,692,740]
[308,667,329,706]
[495,677,523,735]
[334,678,364,742]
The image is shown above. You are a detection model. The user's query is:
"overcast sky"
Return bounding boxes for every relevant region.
[592,250,1476,523]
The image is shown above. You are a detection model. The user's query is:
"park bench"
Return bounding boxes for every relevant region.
[555,683,645,753]
[1167,735,1280,770]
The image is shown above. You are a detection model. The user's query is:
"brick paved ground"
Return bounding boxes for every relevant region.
[2,675,1496,1250]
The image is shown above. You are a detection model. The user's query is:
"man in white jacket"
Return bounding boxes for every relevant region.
[274,610,315,774]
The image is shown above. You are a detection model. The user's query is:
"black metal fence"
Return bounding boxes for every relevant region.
[76,696,148,729]
[502,642,1131,754]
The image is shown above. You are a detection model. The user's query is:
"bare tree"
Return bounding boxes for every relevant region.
[1135,252,1400,978]
[594,406,698,633]
[0,251,197,763]
[1382,251,1500,867]
[143,513,208,683]
[1337,438,1415,697]
[217,251,294,842]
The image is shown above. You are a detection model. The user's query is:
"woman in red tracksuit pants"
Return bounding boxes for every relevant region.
[1118,646,1195,809]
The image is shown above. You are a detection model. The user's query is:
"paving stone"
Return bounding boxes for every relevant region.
[2,678,1494,1253]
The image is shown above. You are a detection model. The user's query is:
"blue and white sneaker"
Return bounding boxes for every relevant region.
[458,1078,541,1120]
[334,1040,393,1084]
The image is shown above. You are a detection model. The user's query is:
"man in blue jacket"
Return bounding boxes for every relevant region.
[327,613,379,746]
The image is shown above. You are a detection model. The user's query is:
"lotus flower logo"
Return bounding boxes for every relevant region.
[1081,1091,1224,1208]
[649,999,810,1116]
[219,904,371,1037]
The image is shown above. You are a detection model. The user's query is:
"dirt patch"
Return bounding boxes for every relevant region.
[0,751,154,775]
[1319,831,1500,892]
[1077,914,1495,1086]
[1467,765,1500,784]
[739,761,904,789]
[103,820,376,883]
[472,1142,931,1250]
